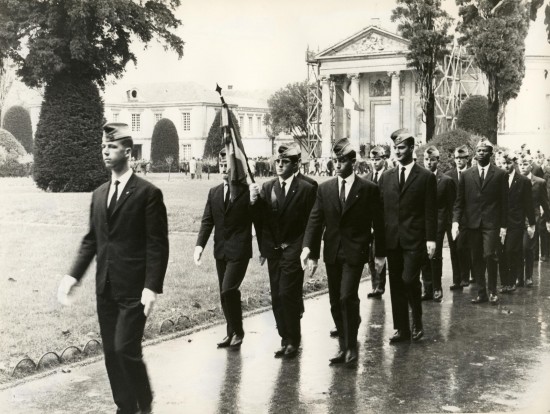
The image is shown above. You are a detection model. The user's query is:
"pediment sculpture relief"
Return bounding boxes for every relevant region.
[336,32,406,56]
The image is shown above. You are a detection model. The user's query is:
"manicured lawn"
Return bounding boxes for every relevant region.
[0,173,334,382]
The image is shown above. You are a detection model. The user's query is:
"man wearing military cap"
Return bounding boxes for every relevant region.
[194,148,256,349]
[497,151,536,293]
[363,145,389,299]
[58,122,169,414]
[420,145,456,302]
[453,138,508,305]
[249,143,317,359]
[518,153,550,287]
[378,130,437,343]
[302,137,386,364]
[446,145,475,289]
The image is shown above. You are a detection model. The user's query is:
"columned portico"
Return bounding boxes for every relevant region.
[388,71,401,133]
[320,77,332,158]
[349,73,361,150]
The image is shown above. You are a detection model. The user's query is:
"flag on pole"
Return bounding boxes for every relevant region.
[335,86,364,111]
[215,84,255,197]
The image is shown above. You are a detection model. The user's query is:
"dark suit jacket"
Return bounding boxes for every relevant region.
[296,172,318,189]
[303,176,386,265]
[453,164,508,230]
[530,174,550,222]
[435,170,456,233]
[253,177,316,260]
[532,162,544,179]
[506,173,535,229]
[196,182,253,260]
[69,173,169,297]
[378,163,437,250]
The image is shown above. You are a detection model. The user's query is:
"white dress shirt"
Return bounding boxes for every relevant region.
[337,173,356,201]
[107,168,133,207]
[508,169,515,188]
[398,161,414,184]
[279,173,295,195]
[477,163,489,179]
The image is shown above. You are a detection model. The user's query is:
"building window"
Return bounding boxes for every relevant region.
[257,116,262,135]
[248,116,253,136]
[181,144,191,160]
[182,112,191,131]
[112,113,119,122]
[154,113,163,123]
[131,113,141,132]
[239,116,244,127]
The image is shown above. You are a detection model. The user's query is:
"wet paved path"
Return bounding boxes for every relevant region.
[1,256,550,413]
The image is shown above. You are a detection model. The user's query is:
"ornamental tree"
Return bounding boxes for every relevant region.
[456,0,530,143]
[151,118,179,172]
[392,0,453,141]
[2,105,33,153]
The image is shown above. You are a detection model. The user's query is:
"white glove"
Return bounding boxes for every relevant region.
[451,222,459,241]
[249,183,260,204]
[57,275,78,306]
[546,222,550,233]
[426,241,436,259]
[307,259,318,276]
[527,225,536,239]
[300,247,310,270]
[500,228,507,245]
[374,257,386,275]
[194,246,203,266]
[141,288,157,317]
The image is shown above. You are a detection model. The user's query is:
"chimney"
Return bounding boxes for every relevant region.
[227,85,233,90]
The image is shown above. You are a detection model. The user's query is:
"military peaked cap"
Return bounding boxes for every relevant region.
[476,138,494,150]
[390,128,414,145]
[103,122,132,141]
[369,145,386,159]
[332,137,355,158]
[277,142,301,159]
[454,145,470,157]
[424,145,440,159]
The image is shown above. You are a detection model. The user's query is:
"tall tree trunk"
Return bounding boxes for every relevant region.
[426,91,436,141]
[487,81,499,144]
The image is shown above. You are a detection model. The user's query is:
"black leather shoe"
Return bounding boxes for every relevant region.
[433,290,443,302]
[283,344,298,358]
[516,279,525,287]
[368,288,384,298]
[421,293,433,301]
[526,278,533,287]
[345,348,358,364]
[329,350,346,364]
[329,327,339,337]
[449,284,463,291]
[389,330,411,343]
[230,334,243,348]
[274,346,287,358]
[411,326,424,342]
[489,293,499,305]
[471,295,488,304]
[217,335,233,348]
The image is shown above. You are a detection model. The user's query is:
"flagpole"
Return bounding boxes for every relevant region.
[215,84,255,183]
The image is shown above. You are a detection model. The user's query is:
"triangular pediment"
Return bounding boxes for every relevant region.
[316,26,409,59]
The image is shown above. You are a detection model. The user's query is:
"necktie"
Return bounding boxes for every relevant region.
[280,181,286,206]
[108,180,119,217]
[374,171,379,183]
[480,168,485,186]
[340,179,346,208]
[224,184,230,210]
[458,170,461,182]
[399,167,406,191]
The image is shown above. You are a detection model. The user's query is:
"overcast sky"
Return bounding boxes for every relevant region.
[118,0,461,92]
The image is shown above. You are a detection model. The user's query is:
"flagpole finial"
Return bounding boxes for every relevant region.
[215,84,223,95]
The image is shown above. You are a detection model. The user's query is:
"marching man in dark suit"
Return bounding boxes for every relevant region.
[446,145,474,290]
[194,148,254,348]
[452,138,508,305]
[57,123,169,414]
[378,129,437,343]
[249,144,317,359]
[497,151,535,293]
[519,153,550,287]
[363,145,388,299]
[421,145,456,302]
[301,138,386,364]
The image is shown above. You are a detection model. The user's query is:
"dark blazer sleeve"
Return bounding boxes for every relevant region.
[425,172,438,241]
[540,180,550,222]
[371,184,386,257]
[524,180,536,226]
[500,171,508,229]
[302,187,325,260]
[144,187,169,294]
[446,177,457,225]
[196,188,215,248]
[453,170,465,224]
[69,197,97,280]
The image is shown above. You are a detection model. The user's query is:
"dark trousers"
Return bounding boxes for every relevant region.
[368,240,386,291]
[216,258,249,337]
[498,228,524,286]
[267,257,304,346]
[468,228,499,297]
[387,246,424,332]
[523,225,539,281]
[540,218,549,258]
[447,226,472,285]
[97,288,152,414]
[325,250,364,351]
[421,230,445,293]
